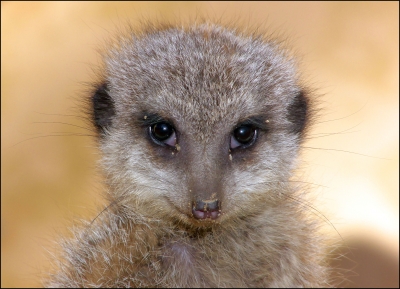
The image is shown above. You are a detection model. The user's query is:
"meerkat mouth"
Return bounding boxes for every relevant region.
[192,209,220,220]
[163,196,222,222]
[192,200,221,220]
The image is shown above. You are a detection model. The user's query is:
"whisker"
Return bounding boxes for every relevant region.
[32,111,89,122]
[11,133,96,147]
[315,100,368,124]
[284,193,344,241]
[302,146,389,160]
[90,199,119,225]
[304,122,363,140]
[32,121,93,132]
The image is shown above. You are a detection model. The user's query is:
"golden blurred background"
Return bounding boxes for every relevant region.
[1,2,398,287]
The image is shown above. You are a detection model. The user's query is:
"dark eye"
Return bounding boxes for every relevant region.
[230,125,257,149]
[149,122,176,146]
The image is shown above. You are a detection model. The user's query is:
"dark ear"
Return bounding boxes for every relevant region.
[92,83,115,135]
[287,90,308,135]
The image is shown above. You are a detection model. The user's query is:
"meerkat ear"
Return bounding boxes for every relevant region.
[287,90,308,135]
[92,83,115,135]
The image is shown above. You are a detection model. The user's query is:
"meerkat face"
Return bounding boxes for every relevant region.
[92,24,308,227]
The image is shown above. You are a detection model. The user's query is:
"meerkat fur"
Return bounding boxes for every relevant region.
[45,22,329,287]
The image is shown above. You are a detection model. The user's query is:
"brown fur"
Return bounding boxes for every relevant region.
[45,22,328,287]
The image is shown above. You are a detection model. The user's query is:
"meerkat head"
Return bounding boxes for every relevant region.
[91,23,309,228]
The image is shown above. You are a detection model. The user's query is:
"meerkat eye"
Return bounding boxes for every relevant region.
[149,122,177,147]
[230,125,257,149]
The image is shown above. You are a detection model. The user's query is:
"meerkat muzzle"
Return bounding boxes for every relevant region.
[192,199,221,220]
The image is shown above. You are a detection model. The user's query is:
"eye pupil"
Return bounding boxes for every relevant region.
[152,122,173,141]
[233,125,255,145]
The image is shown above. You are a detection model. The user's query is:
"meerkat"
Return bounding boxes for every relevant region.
[45,22,329,287]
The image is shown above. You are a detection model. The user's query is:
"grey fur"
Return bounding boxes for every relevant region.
[45,23,328,287]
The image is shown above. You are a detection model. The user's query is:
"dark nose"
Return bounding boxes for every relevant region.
[192,199,221,220]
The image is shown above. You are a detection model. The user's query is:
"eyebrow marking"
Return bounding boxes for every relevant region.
[236,115,270,131]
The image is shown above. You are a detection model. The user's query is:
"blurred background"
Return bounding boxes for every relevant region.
[1,2,398,287]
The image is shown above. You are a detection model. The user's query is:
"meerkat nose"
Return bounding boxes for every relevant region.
[192,199,221,220]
